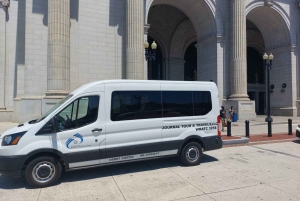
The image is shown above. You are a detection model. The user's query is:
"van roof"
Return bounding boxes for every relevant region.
[102,79,213,84]
[71,80,216,94]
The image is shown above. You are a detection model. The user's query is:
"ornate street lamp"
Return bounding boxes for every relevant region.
[144,41,157,61]
[263,52,274,137]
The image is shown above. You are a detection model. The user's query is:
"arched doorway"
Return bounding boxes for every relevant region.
[247,46,265,114]
[247,47,264,85]
[246,4,296,116]
[246,19,266,115]
[184,42,197,81]
[147,1,219,83]
[147,36,163,80]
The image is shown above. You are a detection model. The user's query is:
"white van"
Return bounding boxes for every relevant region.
[0,80,222,187]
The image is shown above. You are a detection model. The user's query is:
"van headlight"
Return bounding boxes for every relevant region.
[2,131,26,146]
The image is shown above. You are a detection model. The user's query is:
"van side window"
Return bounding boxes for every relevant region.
[111,91,162,121]
[193,91,212,116]
[162,91,193,117]
[36,120,55,135]
[56,96,99,131]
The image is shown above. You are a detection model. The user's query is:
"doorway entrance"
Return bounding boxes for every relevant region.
[184,42,197,81]
[247,46,265,114]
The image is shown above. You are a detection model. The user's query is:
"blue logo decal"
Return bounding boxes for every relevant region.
[66,133,84,149]
[74,133,83,143]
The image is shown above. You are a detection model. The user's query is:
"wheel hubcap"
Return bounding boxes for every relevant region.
[186,146,199,162]
[32,162,55,183]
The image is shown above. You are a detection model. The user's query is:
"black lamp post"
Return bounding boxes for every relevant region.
[144,41,157,61]
[263,52,274,137]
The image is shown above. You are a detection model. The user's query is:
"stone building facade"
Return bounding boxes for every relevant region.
[0,0,300,123]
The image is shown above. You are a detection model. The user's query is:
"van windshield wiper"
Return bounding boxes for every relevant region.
[28,119,38,124]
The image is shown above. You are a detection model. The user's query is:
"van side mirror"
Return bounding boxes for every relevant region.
[53,116,60,132]
[54,116,68,132]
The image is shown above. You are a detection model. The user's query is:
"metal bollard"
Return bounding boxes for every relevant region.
[227,120,231,137]
[245,120,250,138]
[288,118,292,135]
[297,124,300,137]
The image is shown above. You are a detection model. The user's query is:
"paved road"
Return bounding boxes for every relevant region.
[1,141,300,201]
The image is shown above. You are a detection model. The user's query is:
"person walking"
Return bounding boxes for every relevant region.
[220,106,226,132]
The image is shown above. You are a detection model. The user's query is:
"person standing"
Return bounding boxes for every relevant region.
[220,106,226,132]
[229,106,234,121]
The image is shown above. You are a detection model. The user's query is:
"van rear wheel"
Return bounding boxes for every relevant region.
[25,156,62,188]
[180,142,202,166]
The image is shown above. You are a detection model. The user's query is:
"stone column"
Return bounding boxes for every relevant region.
[216,35,224,106]
[223,0,256,120]
[126,0,144,79]
[46,0,70,96]
[169,59,185,81]
[0,3,7,110]
[144,24,150,80]
[230,0,249,100]
[291,45,297,117]
[298,44,300,116]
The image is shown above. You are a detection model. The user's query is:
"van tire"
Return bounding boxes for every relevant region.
[24,156,62,188]
[180,142,202,166]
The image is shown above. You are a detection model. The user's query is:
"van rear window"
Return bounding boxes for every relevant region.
[193,91,212,115]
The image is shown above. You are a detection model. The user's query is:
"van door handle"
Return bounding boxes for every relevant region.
[92,128,102,132]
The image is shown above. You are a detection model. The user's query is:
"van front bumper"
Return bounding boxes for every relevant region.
[203,136,223,151]
[0,155,23,177]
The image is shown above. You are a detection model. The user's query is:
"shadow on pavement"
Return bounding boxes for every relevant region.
[292,140,300,144]
[0,154,218,189]
[0,176,31,190]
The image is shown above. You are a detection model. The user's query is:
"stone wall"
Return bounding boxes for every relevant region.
[10,0,127,123]
[197,36,217,82]
[70,0,126,91]
[1,0,300,122]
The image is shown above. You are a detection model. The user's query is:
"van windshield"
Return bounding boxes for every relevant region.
[36,95,73,123]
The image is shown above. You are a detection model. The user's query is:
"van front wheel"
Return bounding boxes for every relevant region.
[180,142,202,166]
[25,156,62,188]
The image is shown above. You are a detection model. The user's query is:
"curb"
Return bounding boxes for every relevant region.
[249,138,299,145]
[222,137,249,145]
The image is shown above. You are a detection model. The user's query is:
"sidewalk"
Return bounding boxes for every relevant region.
[222,115,300,146]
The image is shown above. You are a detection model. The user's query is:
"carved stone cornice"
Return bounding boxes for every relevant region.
[264,0,274,7]
[217,34,224,43]
[0,0,10,7]
[144,24,150,34]
[291,44,297,52]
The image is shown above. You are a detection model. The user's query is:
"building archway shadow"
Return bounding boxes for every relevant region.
[0,154,218,189]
